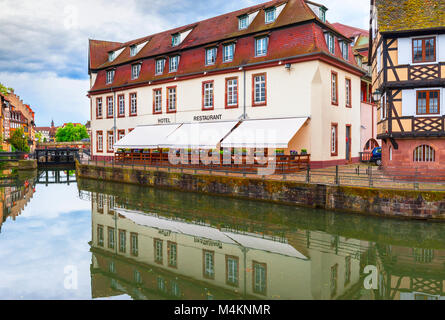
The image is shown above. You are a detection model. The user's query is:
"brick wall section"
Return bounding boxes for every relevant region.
[77,162,445,221]
[382,138,445,170]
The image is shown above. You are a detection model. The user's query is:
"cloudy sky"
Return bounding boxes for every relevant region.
[0,0,370,127]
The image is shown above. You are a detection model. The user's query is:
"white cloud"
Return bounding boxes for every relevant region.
[0,72,90,126]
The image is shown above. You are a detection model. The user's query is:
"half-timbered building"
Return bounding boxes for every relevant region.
[370,0,445,171]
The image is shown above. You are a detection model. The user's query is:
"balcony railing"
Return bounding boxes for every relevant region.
[114,151,310,174]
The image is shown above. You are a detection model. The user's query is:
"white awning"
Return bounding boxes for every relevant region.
[164,121,240,149]
[114,124,181,150]
[221,117,308,148]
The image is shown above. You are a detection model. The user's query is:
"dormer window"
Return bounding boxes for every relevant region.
[108,52,115,62]
[239,15,248,30]
[340,41,349,60]
[131,64,141,80]
[265,7,276,24]
[106,70,115,84]
[325,33,335,55]
[205,47,217,65]
[156,59,166,75]
[319,7,326,22]
[172,34,180,47]
[130,45,137,56]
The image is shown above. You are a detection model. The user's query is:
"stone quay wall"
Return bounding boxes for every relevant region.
[76,162,445,221]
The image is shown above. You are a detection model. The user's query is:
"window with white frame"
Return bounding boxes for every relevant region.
[108,227,115,249]
[106,70,115,84]
[118,95,125,116]
[331,124,337,156]
[156,59,165,74]
[172,34,180,47]
[96,98,103,118]
[255,37,268,56]
[203,82,214,109]
[206,47,217,65]
[414,145,435,162]
[107,96,113,117]
[155,239,163,263]
[325,33,335,54]
[107,131,114,152]
[203,251,214,278]
[130,93,137,115]
[226,256,238,286]
[97,131,103,151]
[130,45,137,56]
[223,43,235,62]
[226,78,238,107]
[131,64,141,79]
[253,74,266,105]
[238,15,248,30]
[253,262,266,294]
[168,87,176,112]
[154,89,162,113]
[341,41,349,60]
[169,56,179,72]
[97,225,104,246]
[265,7,276,23]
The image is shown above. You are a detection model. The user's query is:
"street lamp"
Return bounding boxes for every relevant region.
[372,89,382,103]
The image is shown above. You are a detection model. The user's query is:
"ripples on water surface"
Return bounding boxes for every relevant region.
[0,169,444,300]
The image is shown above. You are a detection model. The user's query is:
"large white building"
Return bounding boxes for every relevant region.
[88,0,365,168]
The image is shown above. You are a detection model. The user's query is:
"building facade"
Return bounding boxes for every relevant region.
[333,22,380,154]
[370,0,445,171]
[0,90,36,152]
[88,0,365,168]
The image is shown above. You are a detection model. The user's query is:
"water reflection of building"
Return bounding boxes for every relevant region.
[375,244,445,300]
[0,181,35,233]
[89,191,365,300]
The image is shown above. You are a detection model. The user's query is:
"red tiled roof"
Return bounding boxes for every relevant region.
[35,127,51,131]
[89,40,124,70]
[89,0,362,93]
[331,22,368,38]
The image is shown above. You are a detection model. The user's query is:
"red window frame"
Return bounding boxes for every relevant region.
[331,71,338,106]
[416,90,440,115]
[96,97,103,119]
[252,261,267,295]
[412,37,436,63]
[117,94,125,118]
[225,77,239,109]
[166,86,177,114]
[128,128,134,133]
[106,96,114,119]
[202,80,215,111]
[129,92,137,116]
[117,129,125,141]
[252,73,267,107]
[153,88,162,114]
[96,130,103,153]
[345,78,352,108]
[331,123,338,156]
[107,131,114,153]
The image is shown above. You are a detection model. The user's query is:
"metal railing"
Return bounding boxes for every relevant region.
[79,159,445,191]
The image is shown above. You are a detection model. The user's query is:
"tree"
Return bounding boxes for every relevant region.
[0,83,13,96]
[35,131,43,143]
[9,127,30,152]
[55,123,89,142]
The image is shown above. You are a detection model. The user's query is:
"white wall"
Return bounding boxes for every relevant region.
[401,87,444,117]
[398,34,445,65]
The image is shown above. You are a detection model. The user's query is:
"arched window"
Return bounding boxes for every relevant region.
[413,145,435,162]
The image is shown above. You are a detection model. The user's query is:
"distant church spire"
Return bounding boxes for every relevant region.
[51,119,54,127]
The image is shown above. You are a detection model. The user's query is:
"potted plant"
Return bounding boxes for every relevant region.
[301,149,308,155]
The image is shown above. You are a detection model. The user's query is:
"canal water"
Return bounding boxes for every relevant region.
[0,169,444,300]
